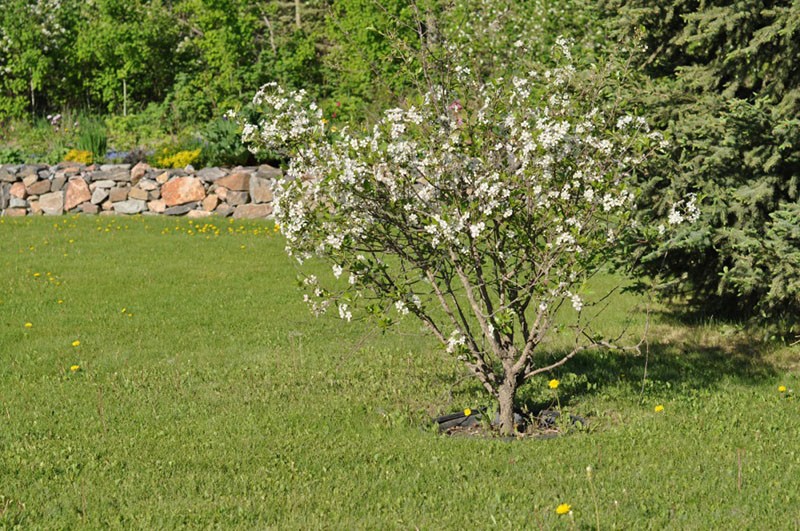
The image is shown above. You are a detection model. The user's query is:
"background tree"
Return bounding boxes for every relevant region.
[598,0,800,327]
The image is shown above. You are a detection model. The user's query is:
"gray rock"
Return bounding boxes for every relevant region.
[0,183,8,209]
[39,191,65,215]
[91,188,109,205]
[93,166,131,182]
[92,179,116,189]
[226,190,249,206]
[0,168,17,182]
[214,204,235,217]
[19,164,47,178]
[51,175,67,192]
[9,197,28,208]
[256,164,283,179]
[100,164,131,172]
[164,202,198,216]
[197,167,227,182]
[249,176,273,204]
[113,199,147,214]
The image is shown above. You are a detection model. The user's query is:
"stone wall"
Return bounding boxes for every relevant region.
[0,162,280,219]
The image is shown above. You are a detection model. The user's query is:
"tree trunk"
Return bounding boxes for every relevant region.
[497,380,517,436]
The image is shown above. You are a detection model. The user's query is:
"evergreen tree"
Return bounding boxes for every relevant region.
[601,0,800,327]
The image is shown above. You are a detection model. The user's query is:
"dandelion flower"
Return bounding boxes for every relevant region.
[778,385,787,393]
[70,365,80,372]
[464,408,472,416]
[556,503,571,515]
[24,322,33,328]
[654,405,664,413]
[72,340,80,347]
[549,379,560,390]
[33,272,41,278]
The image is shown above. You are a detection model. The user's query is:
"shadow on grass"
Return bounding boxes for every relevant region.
[428,314,789,419]
[528,319,779,407]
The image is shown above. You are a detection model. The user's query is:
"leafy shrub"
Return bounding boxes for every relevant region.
[64,149,94,165]
[0,146,25,164]
[199,117,252,167]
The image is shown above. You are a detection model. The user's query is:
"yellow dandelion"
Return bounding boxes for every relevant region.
[57,300,63,304]
[463,408,472,416]
[548,379,560,390]
[24,322,33,328]
[556,503,571,515]
[72,340,80,347]
[654,405,664,413]
[33,272,41,278]
[778,385,787,393]
[70,365,80,372]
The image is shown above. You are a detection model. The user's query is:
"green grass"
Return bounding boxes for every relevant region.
[1,216,799,528]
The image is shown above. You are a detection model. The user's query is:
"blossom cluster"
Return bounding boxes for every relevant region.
[236,46,667,370]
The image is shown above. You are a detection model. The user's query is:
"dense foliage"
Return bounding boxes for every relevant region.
[598,1,800,327]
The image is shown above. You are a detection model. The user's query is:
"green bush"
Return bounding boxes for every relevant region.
[0,146,25,164]
[199,116,252,167]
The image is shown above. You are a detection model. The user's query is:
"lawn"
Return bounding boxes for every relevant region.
[1,215,798,528]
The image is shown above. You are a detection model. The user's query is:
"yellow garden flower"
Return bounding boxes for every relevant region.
[556,503,571,515]
[654,405,664,413]
[548,379,560,390]
[72,340,80,347]
[24,322,33,328]
[778,385,787,393]
[70,365,80,372]
[463,408,472,416]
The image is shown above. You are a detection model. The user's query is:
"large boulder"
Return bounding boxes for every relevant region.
[39,191,65,215]
[215,172,250,191]
[249,176,273,204]
[26,179,51,196]
[161,177,206,206]
[64,177,91,211]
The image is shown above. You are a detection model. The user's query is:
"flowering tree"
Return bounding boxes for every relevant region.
[237,41,677,435]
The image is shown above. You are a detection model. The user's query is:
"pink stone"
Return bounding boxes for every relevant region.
[202,194,219,212]
[147,199,166,213]
[64,177,91,211]
[215,172,250,191]
[26,179,51,196]
[161,177,206,207]
[9,182,27,199]
[232,203,273,219]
